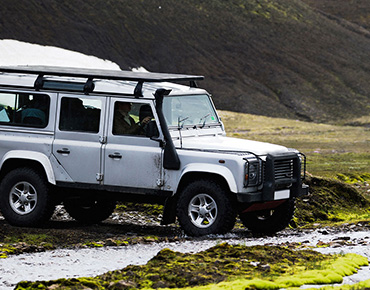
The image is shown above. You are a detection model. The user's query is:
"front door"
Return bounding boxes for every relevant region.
[103,99,163,190]
[53,95,106,184]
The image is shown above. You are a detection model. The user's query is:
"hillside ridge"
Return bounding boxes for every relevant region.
[0,0,369,123]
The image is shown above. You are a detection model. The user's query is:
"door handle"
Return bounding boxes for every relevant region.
[108,153,122,159]
[56,148,70,154]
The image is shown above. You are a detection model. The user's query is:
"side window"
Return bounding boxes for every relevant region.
[59,97,101,133]
[0,92,50,128]
[113,101,154,136]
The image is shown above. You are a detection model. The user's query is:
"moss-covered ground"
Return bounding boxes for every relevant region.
[14,243,368,290]
[294,176,370,227]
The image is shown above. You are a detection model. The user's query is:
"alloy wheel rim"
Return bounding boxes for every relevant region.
[9,181,38,215]
[188,193,218,228]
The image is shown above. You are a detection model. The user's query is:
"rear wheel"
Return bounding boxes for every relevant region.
[176,179,236,236]
[240,198,296,234]
[0,167,55,226]
[63,198,116,224]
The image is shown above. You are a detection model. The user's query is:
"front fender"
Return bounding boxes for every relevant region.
[0,150,56,184]
[179,163,238,193]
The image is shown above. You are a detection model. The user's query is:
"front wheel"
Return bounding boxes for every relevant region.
[63,198,116,224]
[240,198,296,234]
[176,179,236,236]
[0,168,55,226]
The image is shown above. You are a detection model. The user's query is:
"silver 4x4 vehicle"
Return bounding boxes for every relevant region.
[0,66,308,236]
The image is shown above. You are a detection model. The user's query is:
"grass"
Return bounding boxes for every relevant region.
[219,111,370,178]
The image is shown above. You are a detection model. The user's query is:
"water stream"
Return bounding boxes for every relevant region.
[1,228,369,289]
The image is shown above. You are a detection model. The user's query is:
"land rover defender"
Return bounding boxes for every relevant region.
[0,66,308,236]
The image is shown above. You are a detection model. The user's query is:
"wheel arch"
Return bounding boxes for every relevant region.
[161,167,237,226]
[176,164,238,195]
[0,151,55,185]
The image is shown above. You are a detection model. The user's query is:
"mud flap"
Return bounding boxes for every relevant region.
[161,196,177,225]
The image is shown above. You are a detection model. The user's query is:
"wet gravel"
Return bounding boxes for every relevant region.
[1,208,370,289]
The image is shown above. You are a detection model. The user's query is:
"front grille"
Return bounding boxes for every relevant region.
[274,158,294,182]
[262,152,304,199]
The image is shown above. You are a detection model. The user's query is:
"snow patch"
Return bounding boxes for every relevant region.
[131,66,149,72]
[0,39,121,70]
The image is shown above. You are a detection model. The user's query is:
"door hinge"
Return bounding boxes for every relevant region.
[156,179,164,187]
[99,136,107,144]
[96,173,104,181]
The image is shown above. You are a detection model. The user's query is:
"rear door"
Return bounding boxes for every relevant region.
[52,95,106,184]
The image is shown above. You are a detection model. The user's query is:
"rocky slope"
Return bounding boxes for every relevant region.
[0,0,369,122]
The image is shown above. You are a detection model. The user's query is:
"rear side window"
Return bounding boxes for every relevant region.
[0,92,50,128]
[59,97,102,133]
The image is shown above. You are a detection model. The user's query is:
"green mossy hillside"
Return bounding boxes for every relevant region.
[337,173,370,185]
[294,176,370,226]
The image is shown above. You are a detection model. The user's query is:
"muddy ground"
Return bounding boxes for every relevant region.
[0,205,186,251]
[1,203,370,254]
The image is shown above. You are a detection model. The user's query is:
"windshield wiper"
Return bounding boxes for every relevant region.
[199,113,210,128]
[178,116,190,129]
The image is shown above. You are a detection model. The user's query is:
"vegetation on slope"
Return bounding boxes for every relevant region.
[295,176,370,226]
[302,0,370,30]
[0,0,370,122]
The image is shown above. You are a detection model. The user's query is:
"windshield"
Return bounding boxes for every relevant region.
[163,94,219,128]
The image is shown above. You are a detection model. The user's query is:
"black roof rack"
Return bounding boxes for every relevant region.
[0,66,204,96]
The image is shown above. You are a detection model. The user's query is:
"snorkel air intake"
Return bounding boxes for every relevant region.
[154,88,181,170]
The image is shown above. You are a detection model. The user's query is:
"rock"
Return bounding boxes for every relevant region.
[329,242,344,248]
[259,264,271,271]
[151,280,170,289]
[333,236,351,241]
[104,238,117,247]
[316,241,329,247]
[108,280,137,289]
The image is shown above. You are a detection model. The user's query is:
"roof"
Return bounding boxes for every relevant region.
[0,66,204,97]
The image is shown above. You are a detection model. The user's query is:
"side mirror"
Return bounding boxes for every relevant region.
[146,121,159,138]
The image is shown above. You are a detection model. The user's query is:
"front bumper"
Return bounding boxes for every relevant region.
[237,152,309,203]
[236,183,309,203]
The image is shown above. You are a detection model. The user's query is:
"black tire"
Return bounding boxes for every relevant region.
[63,198,116,224]
[0,167,55,227]
[240,198,296,234]
[176,179,236,236]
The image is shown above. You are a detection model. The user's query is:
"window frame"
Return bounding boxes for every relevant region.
[0,91,50,129]
[58,96,103,134]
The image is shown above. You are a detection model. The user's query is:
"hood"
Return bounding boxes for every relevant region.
[176,135,289,156]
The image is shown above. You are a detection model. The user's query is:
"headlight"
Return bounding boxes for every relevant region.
[244,160,260,187]
[298,152,307,180]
